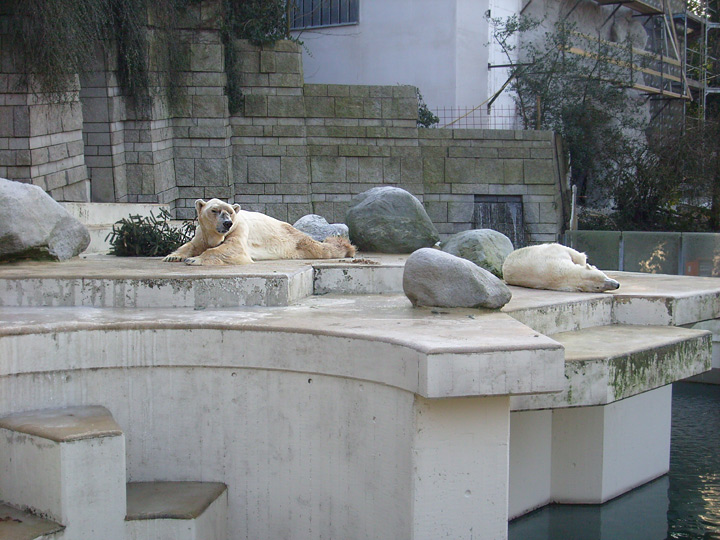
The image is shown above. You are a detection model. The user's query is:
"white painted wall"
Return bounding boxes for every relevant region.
[294,0,493,110]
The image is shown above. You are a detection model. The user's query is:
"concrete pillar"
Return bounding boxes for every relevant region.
[412,395,510,540]
[0,406,126,539]
[508,409,552,519]
[551,385,672,504]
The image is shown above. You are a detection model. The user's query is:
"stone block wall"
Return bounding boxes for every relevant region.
[230,40,566,244]
[0,5,90,201]
[0,0,567,244]
[79,46,128,203]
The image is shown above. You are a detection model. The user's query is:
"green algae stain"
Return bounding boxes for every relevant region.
[609,336,711,401]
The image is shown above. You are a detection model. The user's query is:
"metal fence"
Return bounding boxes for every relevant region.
[431,105,523,130]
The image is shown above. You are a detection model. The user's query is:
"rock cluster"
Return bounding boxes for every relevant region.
[293,214,349,242]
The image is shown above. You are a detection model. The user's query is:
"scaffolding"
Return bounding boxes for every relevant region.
[583,0,718,120]
[497,0,720,124]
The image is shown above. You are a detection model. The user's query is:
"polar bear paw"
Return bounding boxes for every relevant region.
[163,254,185,262]
[184,257,203,266]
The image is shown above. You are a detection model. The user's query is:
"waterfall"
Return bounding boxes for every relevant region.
[474,196,526,248]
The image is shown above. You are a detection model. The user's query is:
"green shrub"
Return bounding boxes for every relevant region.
[106,209,195,257]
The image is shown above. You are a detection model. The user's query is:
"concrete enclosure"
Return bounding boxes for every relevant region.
[0,252,718,539]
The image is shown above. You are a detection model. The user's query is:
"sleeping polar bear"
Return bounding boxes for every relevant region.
[502,243,620,292]
[164,198,355,265]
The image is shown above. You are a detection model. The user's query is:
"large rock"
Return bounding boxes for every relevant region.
[293,214,349,242]
[346,187,439,253]
[0,178,90,262]
[403,248,512,309]
[440,229,514,278]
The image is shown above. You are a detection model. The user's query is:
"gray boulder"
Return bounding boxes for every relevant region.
[0,178,90,262]
[440,229,514,278]
[403,248,512,309]
[293,214,349,242]
[346,187,439,253]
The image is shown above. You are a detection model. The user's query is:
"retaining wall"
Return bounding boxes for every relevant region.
[0,1,567,244]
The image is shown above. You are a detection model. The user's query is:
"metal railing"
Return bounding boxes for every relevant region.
[431,105,523,130]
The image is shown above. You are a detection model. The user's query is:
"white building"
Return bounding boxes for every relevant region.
[292,0,524,127]
[291,0,691,128]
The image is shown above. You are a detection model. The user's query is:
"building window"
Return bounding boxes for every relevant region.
[290,0,359,30]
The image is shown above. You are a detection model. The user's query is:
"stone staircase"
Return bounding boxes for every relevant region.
[0,406,226,540]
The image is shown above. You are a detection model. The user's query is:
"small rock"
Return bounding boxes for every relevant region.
[0,178,90,262]
[293,214,349,242]
[403,248,512,309]
[346,187,439,253]
[440,229,514,278]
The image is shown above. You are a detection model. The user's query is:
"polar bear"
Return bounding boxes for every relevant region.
[502,243,620,292]
[163,198,355,265]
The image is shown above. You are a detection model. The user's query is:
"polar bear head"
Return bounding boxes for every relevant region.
[195,198,242,236]
[579,263,620,292]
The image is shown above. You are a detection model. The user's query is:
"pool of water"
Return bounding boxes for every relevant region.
[509,382,720,540]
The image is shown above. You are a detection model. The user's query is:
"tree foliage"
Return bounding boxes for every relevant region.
[491,13,720,232]
[2,0,202,111]
[491,16,646,203]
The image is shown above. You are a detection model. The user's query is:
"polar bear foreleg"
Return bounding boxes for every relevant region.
[184,238,253,266]
[163,240,204,262]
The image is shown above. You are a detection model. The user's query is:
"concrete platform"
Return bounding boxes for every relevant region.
[126,482,227,520]
[0,254,719,539]
[511,324,710,410]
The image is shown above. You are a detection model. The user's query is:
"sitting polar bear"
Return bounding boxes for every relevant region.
[502,243,620,293]
[164,198,356,265]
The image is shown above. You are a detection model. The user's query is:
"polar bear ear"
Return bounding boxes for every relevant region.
[232,204,241,213]
[195,199,207,216]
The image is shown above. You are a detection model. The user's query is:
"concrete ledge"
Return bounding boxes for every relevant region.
[511,325,711,410]
[609,271,720,326]
[0,295,565,399]
[313,256,405,295]
[0,406,122,442]
[0,256,316,308]
[126,482,227,520]
[0,503,64,539]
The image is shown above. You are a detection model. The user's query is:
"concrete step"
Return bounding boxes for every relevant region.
[511,324,712,411]
[61,202,171,227]
[126,482,227,540]
[0,503,64,539]
[0,406,127,540]
[61,202,175,255]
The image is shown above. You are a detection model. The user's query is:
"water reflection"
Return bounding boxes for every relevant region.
[509,383,720,540]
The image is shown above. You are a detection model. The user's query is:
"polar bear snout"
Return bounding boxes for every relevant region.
[213,210,234,233]
[604,278,620,291]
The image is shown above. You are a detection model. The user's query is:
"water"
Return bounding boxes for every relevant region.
[474,197,526,248]
[509,382,720,540]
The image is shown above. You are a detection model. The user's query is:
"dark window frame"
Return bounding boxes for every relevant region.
[290,0,359,30]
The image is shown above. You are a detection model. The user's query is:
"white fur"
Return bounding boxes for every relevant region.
[163,199,354,266]
[502,243,620,293]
